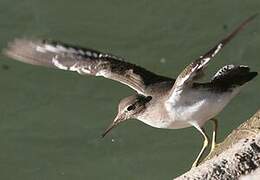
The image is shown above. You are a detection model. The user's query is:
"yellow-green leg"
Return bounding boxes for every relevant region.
[191,126,209,168]
[210,118,218,153]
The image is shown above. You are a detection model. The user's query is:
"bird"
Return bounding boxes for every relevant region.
[3,15,257,167]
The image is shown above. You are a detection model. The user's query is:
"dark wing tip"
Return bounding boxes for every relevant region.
[234,71,257,86]
[250,71,258,79]
[248,13,258,21]
[221,14,257,46]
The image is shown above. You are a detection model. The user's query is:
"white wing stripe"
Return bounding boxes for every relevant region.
[52,56,68,70]
[211,43,223,57]
[69,63,82,73]
[36,46,47,53]
[45,44,59,53]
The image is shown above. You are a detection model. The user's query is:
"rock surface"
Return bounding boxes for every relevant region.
[174,110,260,180]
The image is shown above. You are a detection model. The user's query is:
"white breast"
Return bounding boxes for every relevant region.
[136,87,240,130]
[165,88,241,128]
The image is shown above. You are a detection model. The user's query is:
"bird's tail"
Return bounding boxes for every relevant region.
[211,65,257,88]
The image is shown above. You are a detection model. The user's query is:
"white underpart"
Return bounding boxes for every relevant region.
[163,87,240,129]
[52,56,68,70]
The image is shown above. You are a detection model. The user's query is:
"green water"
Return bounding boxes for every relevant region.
[0,1,259,179]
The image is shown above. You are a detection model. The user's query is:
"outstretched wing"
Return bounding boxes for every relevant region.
[167,15,256,102]
[4,39,172,95]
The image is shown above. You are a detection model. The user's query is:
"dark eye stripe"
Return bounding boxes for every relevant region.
[127,105,136,111]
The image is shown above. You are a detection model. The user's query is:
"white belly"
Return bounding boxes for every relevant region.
[137,88,240,130]
[165,88,240,129]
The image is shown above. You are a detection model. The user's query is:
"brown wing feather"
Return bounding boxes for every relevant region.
[169,15,256,99]
[4,39,172,95]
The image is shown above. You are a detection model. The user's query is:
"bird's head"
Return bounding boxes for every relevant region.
[102,94,152,137]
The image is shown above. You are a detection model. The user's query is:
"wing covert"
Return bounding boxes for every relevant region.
[4,39,172,95]
[168,15,256,102]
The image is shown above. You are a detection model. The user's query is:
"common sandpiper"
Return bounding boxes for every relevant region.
[4,15,258,167]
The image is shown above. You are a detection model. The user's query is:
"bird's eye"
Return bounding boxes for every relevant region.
[127,105,136,111]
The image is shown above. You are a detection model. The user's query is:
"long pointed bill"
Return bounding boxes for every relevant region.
[101,116,123,138]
